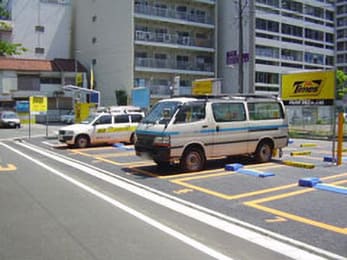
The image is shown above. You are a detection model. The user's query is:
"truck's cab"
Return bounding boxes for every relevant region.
[58,111,144,148]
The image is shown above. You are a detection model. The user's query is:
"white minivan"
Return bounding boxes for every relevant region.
[135,95,289,172]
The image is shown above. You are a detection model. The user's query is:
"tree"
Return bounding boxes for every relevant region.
[336,70,347,100]
[0,40,27,56]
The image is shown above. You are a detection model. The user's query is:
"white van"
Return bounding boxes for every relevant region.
[135,95,289,172]
[58,112,144,148]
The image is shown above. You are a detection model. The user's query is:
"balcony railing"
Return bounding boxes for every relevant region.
[135,4,214,25]
[135,57,213,72]
[135,30,214,49]
[133,85,192,96]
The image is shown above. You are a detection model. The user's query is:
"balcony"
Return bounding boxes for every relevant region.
[134,4,214,26]
[135,31,214,51]
[135,57,214,75]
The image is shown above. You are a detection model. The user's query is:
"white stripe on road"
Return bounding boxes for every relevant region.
[6,141,345,260]
[1,142,232,260]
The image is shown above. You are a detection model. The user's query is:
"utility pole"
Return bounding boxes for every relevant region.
[238,0,244,94]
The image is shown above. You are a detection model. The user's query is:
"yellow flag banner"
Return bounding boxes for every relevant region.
[90,65,94,90]
[75,73,83,86]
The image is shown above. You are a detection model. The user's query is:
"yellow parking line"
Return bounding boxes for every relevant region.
[72,146,116,152]
[96,151,135,158]
[244,179,347,235]
[171,172,347,200]
[0,164,16,171]
[159,168,226,179]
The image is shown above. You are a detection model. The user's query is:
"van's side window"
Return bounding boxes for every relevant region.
[175,103,205,123]
[114,114,129,123]
[248,102,284,120]
[212,103,246,122]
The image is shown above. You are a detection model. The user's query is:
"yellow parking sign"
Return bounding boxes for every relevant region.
[30,96,47,112]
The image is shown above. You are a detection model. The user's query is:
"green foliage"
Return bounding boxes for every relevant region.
[0,6,27,57]
[0,5,9,19]
[0,21,12,31]
[336,70,347,100]
[0,41,27,56]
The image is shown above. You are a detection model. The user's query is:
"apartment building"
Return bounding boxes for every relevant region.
[73,0,217,106]
[218,0,335,95]
[336,0,347,72]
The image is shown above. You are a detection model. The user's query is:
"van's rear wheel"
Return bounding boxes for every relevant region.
[75,135,90,148]
[255,141,273,162]
[180,147,205,172]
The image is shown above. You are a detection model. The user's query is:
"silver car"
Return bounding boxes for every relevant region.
[0,111,21,128]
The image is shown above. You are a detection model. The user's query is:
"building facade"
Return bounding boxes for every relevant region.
[218,0,335,95]
[5,0,72,60]
[0,0,85,113]
[336,0,347,73]
[73,0,217,106]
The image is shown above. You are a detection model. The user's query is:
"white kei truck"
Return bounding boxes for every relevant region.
[58,111,144,148]
[134,95,289,172]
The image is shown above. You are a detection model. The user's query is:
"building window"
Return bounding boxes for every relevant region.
[35,25,44,32]
[256,45,279,59]
[35,47,45,54]
[256,18,279,33]
[282,23,302,37]
[92,37,97,44]
[255,71,279,84]
[18,75,40,91]
[92,15,97,22]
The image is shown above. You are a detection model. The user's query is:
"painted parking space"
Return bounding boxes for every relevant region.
[244,174,347,235]
[53,141,347,235]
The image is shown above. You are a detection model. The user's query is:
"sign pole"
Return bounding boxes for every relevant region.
[28,105,31,139]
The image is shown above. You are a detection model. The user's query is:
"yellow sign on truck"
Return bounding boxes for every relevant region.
[281,70,335,105]
[192,78,221,95]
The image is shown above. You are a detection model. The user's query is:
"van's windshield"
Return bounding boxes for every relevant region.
[143,101,181,124]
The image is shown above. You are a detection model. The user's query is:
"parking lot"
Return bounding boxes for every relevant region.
[37,136,347,257]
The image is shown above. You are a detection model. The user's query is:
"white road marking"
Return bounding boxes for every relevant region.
[0,141,232,260]
[6,141,345,260]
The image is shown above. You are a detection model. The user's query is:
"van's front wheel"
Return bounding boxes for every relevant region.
[255,141,273,162]
[180,146,205,172]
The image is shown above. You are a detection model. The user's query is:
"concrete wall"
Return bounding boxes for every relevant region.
[9,0,72,60]
[74,0,133,106]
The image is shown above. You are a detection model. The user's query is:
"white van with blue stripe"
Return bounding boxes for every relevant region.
[135,95,289,172]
